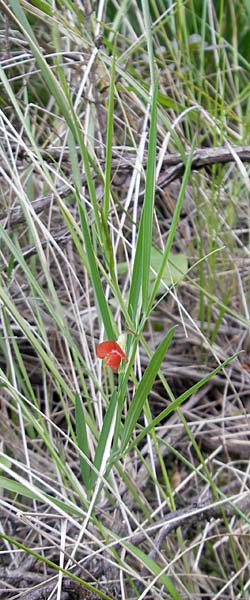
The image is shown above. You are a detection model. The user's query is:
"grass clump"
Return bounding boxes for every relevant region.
[0,1,249,599]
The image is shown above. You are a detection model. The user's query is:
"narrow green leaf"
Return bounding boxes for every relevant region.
[25,0,52,15]
[0,284,75,403]
[126,352,239,453]
[75,190,115,339]
[127,79,158,325]
[120,326,176,452]
[150,247,188,288]
[75,393,91,490]
[90,390,117,489]
[142,0,155,85]
[128,222,143,323]
[158,91,184,111]
[210,288,232,343]
[123,542,182,599]
[148,138,195,314]
[67,133,115,339]
[0,530,113,600]
[103,54,116,221]
[0,476,84,517]
[7,0,74,129]
[142,78,158,313]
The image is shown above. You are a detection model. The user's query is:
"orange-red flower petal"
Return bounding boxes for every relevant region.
[104,352,123,371]
[96,341,118,358]
[96,341,128,371]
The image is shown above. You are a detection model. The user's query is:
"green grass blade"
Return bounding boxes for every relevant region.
[148,138,195,314]
[103,54,116,221]
[141,77,158,313]
[0,530,113,600]
[127,79,158,324]
[0,476,84,518]
[120,325,176,453]
[75,190,115,339]
[128,221,143,323]
[6,1,75,131]
[126,352,239,453]
[210,287,232,344]
[1,5,114,341]
[124,542,182,600]
[0,285,75,402]
[75,393,91,491]
[90,389,117,489]
[67,134,115,339]
[142,0,156,85]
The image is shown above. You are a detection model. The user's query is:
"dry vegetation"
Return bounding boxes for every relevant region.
[0,1,250,599]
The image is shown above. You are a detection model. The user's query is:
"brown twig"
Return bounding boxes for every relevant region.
[15,578,92,599]
[135,492,250,578]
[1,146,250,229]
[158,145,250,187]
[132,492,250,548]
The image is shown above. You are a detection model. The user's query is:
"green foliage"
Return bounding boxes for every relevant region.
[120,325,177,453]
[0,0,249,597]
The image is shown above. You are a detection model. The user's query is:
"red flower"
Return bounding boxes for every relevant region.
[96,341,128,371]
